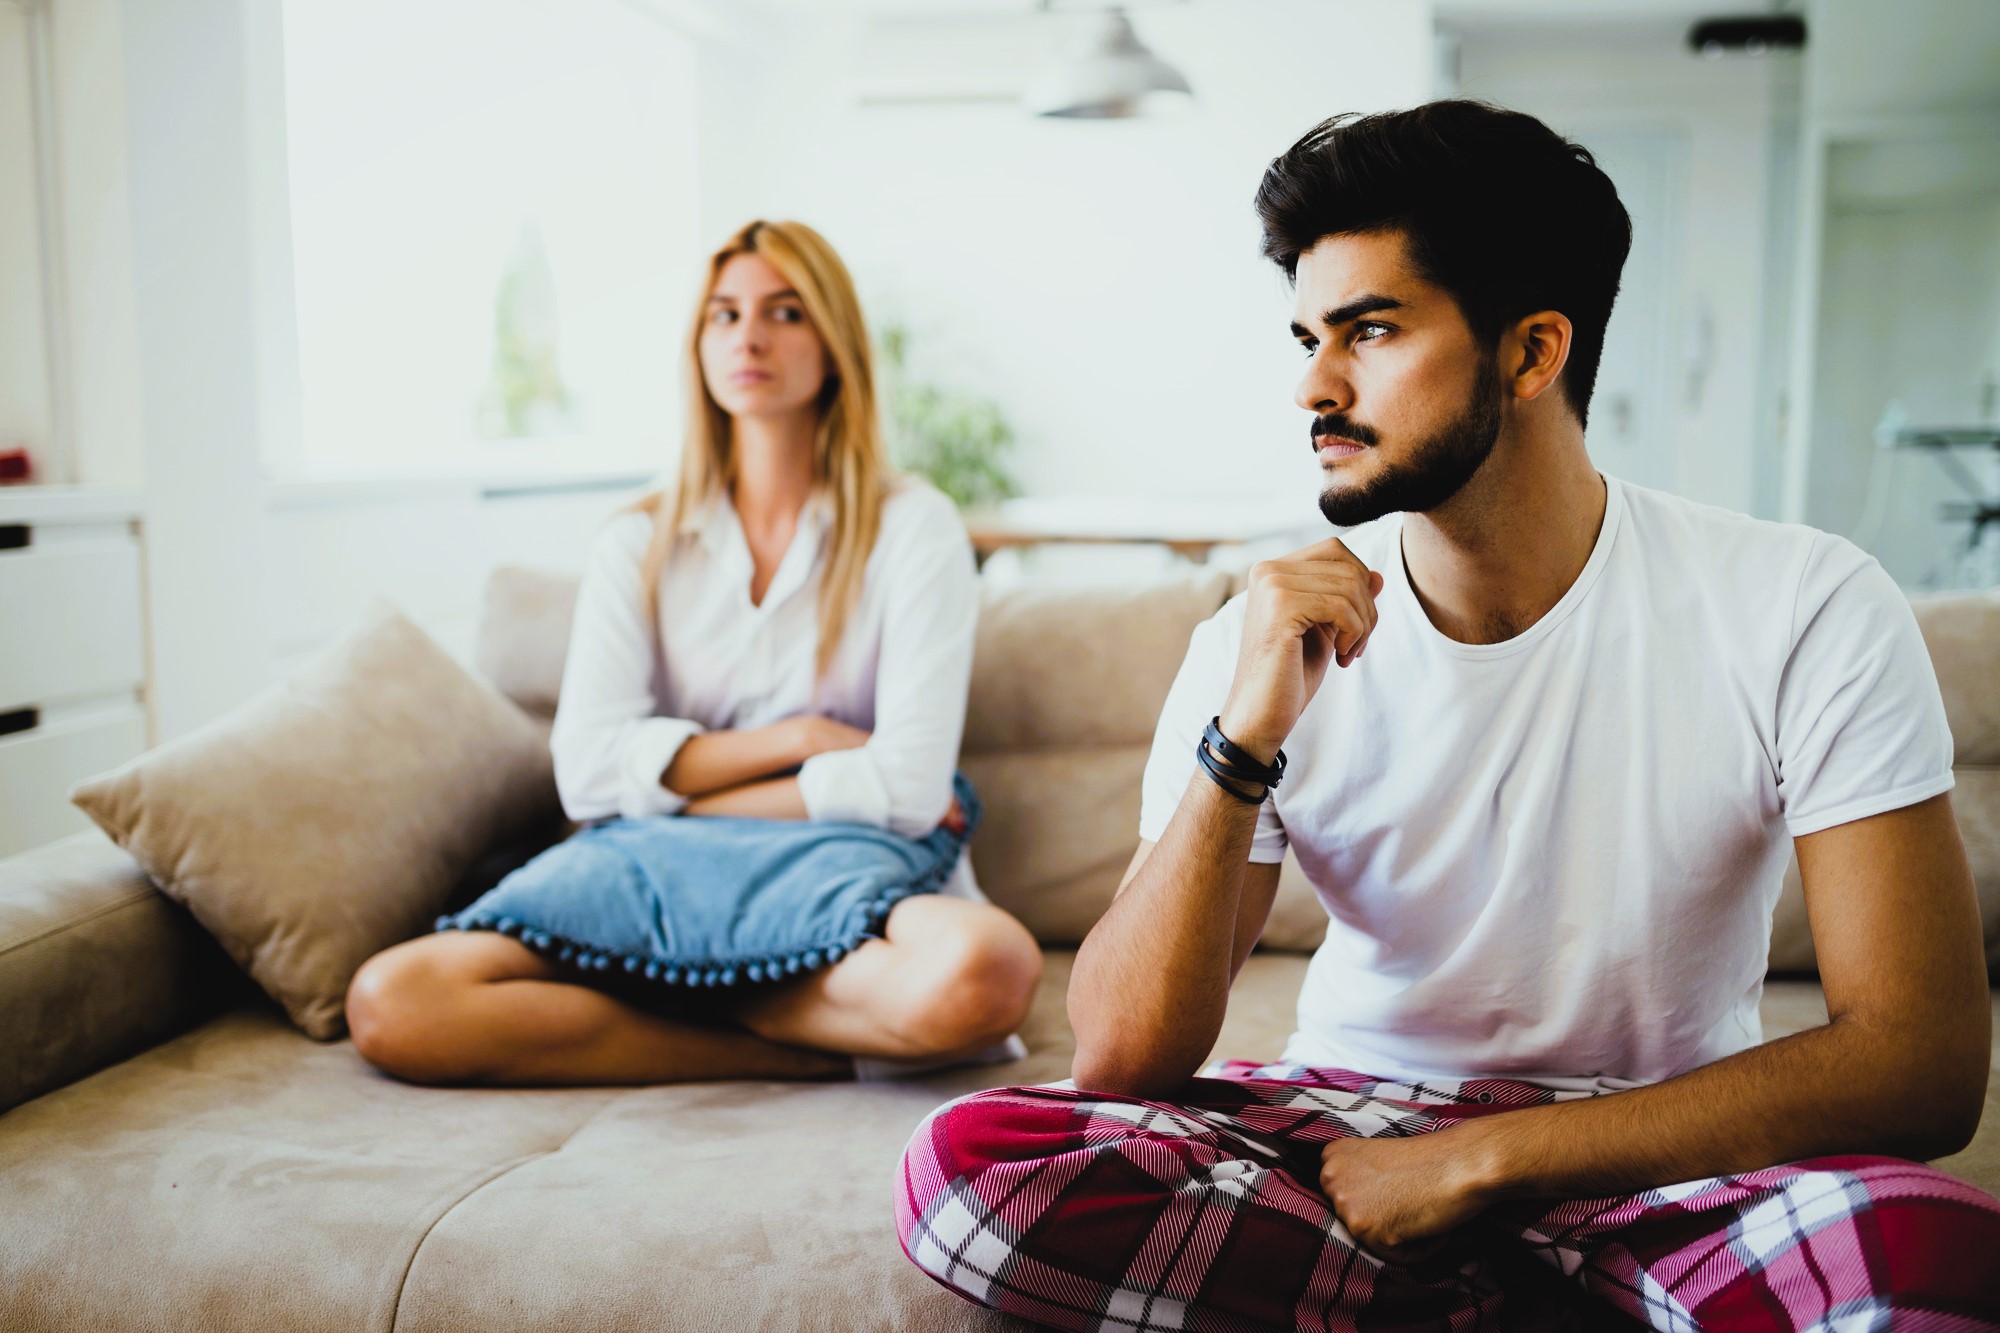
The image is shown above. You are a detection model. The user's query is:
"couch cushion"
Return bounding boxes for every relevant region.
[476,565,1237,751]
[392,957,1327,1333]
[69,606,564,1040]
[2,958,1992,1333]
[1912,588,2000,767]
[960,573,1233,753]
[960,574,1329,951]
[0,952,1297,1333]
[959,747,1147,945]
[0,829,238,1114]
[0,1008,622,1332]
[475,565,578,720]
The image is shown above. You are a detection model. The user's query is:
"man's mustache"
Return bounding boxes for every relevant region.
[1311,414,1380,449]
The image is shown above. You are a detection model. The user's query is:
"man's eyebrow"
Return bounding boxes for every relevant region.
[1295,294,1407,335]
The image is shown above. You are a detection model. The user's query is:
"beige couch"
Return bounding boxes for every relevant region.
[2,572,1995,1332]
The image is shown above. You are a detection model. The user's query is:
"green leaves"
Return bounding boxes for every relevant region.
[878,323,1021,509]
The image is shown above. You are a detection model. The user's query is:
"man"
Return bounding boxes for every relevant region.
[896,101,2000,1330]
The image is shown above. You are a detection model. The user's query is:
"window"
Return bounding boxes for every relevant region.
[0,0,55,480]
[279,0,699,478]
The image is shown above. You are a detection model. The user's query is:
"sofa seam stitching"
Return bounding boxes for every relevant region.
[0,886,162,960]
[385,1094,627,1332]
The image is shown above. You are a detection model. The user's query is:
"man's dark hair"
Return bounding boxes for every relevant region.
[1255,100,1632,430]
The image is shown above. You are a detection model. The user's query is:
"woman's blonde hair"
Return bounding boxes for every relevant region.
[630,220,892,678]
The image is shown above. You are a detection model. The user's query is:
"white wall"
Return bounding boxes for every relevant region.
[118,0,276,740]
[1786,0,2000,587]
[104,0,667,741]
[50,0,1443,744]
[52,0,144,486]
[1807,191,2000,586]
[262,477,652,679]
[700,0,1435,506]
[1451,20,1786,518]
[1807,0,2000,122]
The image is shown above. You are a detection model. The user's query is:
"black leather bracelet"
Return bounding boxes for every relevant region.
[1196,739,1266,804]
[1204,717,1285,789]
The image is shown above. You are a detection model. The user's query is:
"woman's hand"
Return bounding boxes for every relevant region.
[938,796,969,836]
[664,718,870,799]
[787,715,871,765]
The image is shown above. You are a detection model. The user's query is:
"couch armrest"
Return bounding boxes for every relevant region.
[0,829,239,1114]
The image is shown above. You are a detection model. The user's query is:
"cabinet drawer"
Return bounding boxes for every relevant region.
[0,537,145,711]
[0,707,147,859]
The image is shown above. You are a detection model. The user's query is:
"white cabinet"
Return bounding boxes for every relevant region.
[0,487,147,857]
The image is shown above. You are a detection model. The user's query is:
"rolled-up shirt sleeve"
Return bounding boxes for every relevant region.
[549,513,706,821]
[797,489,977,836]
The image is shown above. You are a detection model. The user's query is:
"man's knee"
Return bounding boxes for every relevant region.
[1698,1157,2000,1322]
[897,1086,1055,1254]
[1834,1158,2000,1306]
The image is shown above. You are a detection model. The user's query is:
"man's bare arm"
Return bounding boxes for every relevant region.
[1321,793,1989,1259]
[1069,536,1381,1098]
[1069,810,1286,1096]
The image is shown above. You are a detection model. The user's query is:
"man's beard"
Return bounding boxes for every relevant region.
[1315,358,1504,528]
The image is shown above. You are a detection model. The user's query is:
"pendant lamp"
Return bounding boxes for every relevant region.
[1024,6,1192,119]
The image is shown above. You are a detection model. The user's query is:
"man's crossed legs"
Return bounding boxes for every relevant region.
[898,1062,2000,1331]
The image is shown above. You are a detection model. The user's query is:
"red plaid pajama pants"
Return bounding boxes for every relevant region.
[896,1061,2000,1331]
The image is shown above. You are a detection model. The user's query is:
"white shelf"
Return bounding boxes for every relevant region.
[0,484,143,527]
[0,489,150,856]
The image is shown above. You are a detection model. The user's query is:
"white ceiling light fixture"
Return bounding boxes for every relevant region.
[1024,4,1192,119]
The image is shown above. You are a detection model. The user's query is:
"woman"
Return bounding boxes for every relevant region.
[346,220,1040,1085]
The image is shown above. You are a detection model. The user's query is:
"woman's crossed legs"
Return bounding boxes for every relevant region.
[345,893,1040,1086]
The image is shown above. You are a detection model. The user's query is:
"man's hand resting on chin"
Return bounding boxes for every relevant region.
[1319,1132,1500,1267]
[1221,536,1384,764]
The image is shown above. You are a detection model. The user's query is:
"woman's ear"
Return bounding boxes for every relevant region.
[1507,310,1573,404]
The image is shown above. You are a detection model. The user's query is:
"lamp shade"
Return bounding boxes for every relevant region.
[1024,8,1192,119]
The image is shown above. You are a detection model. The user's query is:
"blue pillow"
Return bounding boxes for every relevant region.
[436,774,980,989]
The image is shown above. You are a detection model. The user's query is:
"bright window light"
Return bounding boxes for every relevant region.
[280,0,698,478]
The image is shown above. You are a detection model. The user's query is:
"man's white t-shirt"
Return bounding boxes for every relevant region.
[1139,476,1955,1093]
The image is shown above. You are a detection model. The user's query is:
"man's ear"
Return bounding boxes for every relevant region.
[1506,310,1573,404]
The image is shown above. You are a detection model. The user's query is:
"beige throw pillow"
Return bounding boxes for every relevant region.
[70,605,562,1039]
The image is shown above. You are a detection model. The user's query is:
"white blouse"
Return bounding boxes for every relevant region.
[550,479,981,852]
